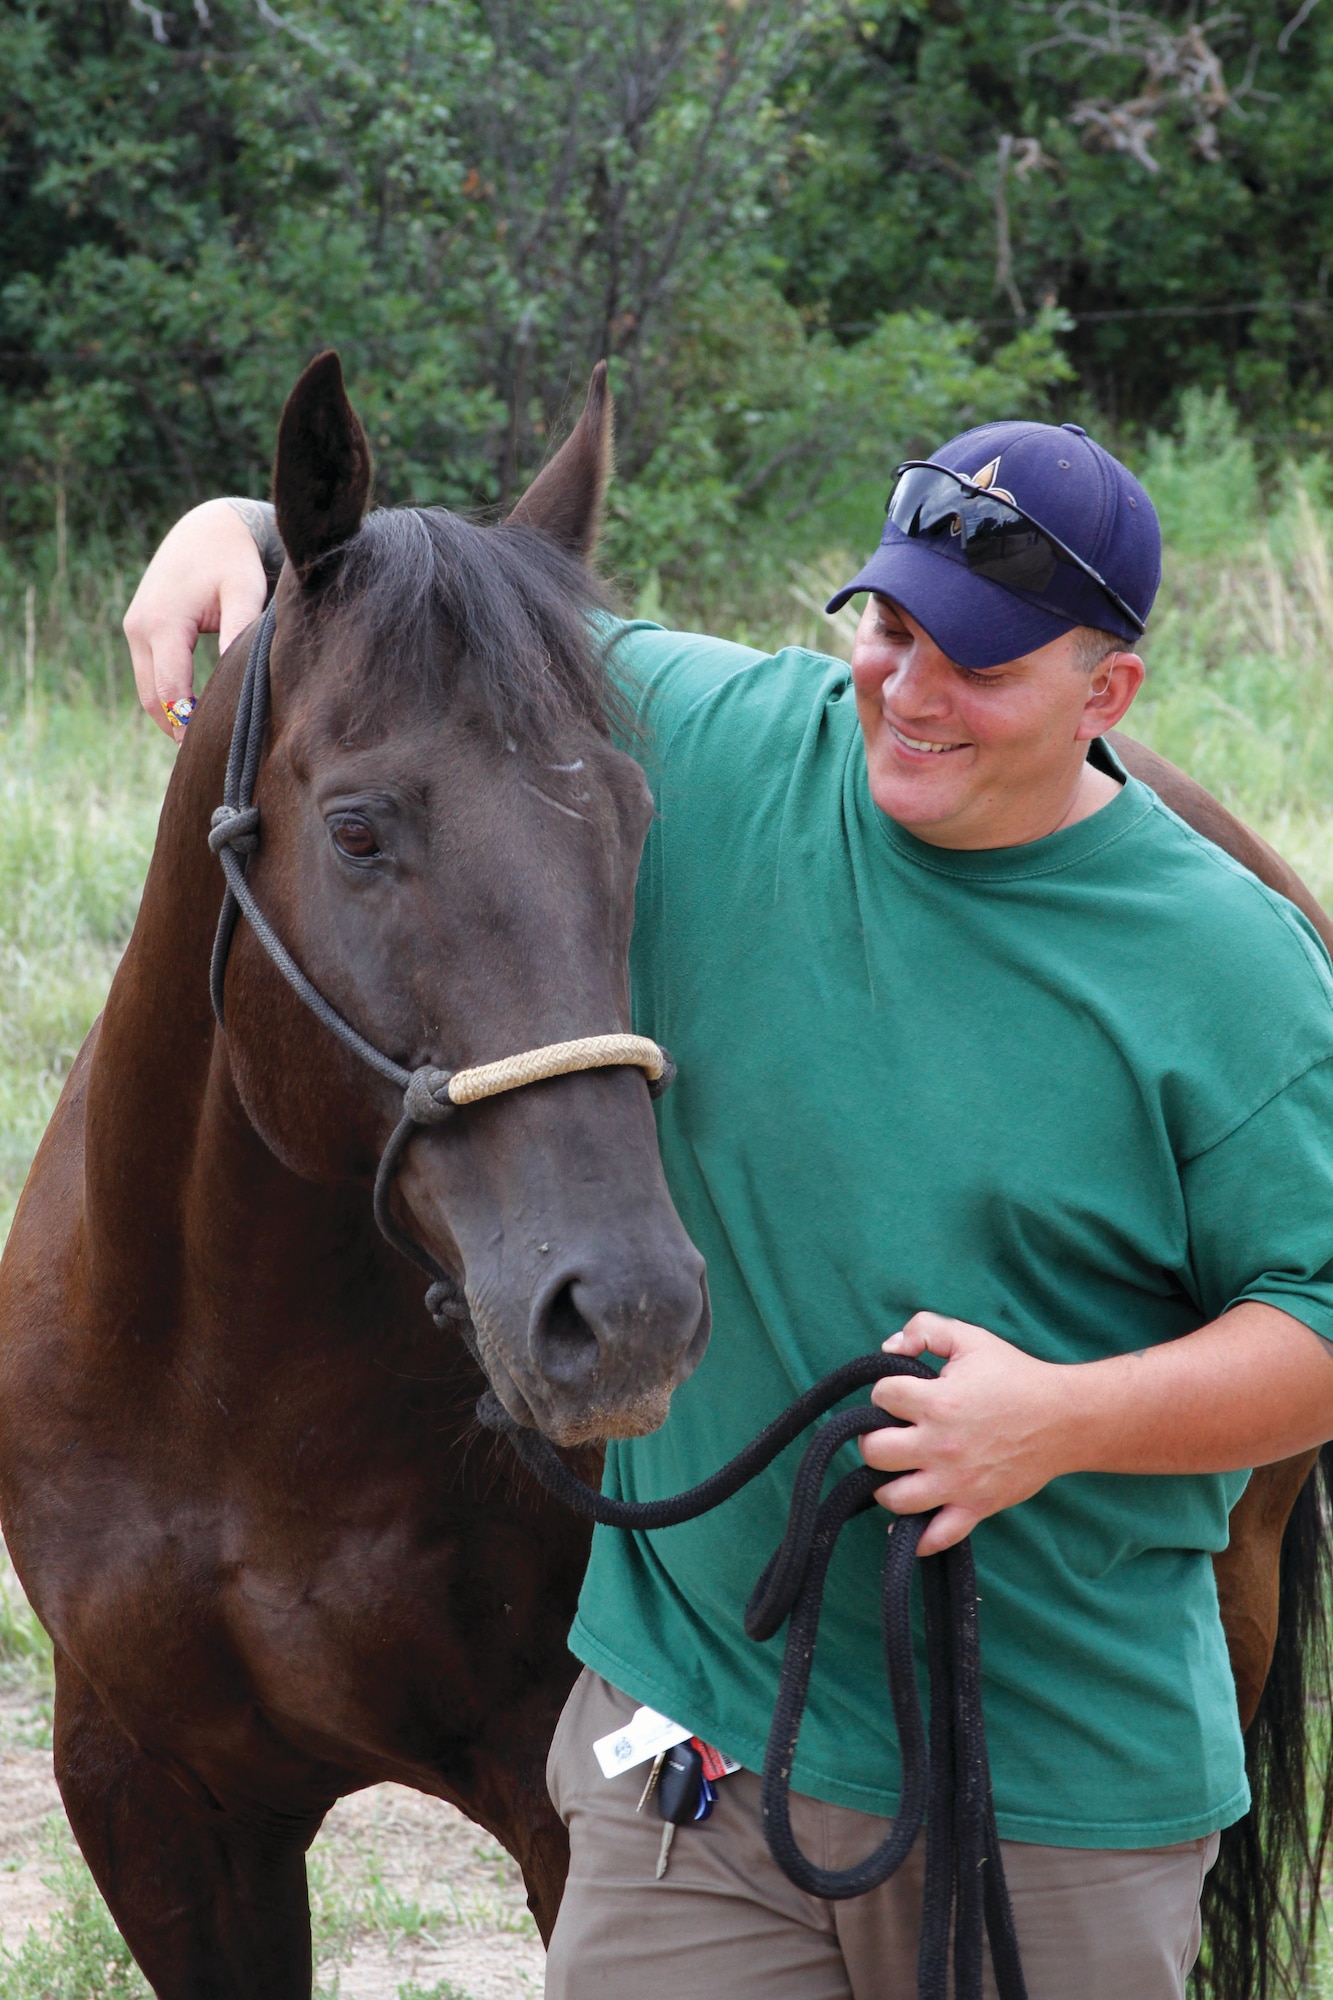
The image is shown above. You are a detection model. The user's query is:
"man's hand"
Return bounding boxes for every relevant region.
[862,1313,1068,1556]
[123,499,268,738]
[864,1299,1333,1557]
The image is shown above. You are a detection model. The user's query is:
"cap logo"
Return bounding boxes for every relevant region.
[966,456,1017,506]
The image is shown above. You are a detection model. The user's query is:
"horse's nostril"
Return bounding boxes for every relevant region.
[533,1280,601,1385]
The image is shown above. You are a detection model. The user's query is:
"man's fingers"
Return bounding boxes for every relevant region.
[124,614,201,736]
[872,1477,978,1556]
[884,1312,979,1362]
[859,1421,919,1476]
[869,1468,935,1515]
[883,1310,951,1358]
[870,1373,932,1420]
[915,1506,978,1557]
[122,498,268,739]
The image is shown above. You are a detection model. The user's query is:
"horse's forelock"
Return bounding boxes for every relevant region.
[324,505,621,746]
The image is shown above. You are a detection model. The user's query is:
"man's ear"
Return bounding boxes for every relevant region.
[1078,651,1145,738]
[272,350,373,582]
[507,362,614,562]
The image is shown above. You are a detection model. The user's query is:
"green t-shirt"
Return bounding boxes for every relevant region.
[570,620,1333,1849]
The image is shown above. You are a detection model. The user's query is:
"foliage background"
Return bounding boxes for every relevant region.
[4,0,1333,612]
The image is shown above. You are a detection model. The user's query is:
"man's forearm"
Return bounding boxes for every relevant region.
[1052,1300,1333,1478]
[223,498,284,593]
[867,1300,1333,1552]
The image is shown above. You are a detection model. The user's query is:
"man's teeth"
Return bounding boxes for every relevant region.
[891,725,959,753]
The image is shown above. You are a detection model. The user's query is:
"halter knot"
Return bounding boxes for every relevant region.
[647,1050,677,1100]
[209,804,261,855]
[424,1281,470,1326]
[404,1066,456,1125]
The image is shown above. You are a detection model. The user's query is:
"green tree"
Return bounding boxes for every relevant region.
[768,0,1333,437]
[0,0,826,542]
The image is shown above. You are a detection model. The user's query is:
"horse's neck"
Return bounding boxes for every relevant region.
[81,649,392,1347]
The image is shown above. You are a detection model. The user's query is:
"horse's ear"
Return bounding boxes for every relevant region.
[272,350,373,582]
[507,362,614,562]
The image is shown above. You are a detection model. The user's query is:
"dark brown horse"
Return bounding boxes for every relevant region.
[0,352,1329,1999]
[0,353,708,1995]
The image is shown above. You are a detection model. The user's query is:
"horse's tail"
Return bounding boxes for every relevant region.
[1194,1444,1333,1999]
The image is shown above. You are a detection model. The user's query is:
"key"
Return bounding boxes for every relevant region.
[653,1741,705,1879]
[656,1742,704,1824]
[636,1750,666,1813]
[656,1821,676,1878]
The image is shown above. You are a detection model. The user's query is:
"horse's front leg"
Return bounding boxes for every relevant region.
[53,1649,327,2000]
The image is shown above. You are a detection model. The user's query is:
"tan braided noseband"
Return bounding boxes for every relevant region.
[445,1033,666,1106]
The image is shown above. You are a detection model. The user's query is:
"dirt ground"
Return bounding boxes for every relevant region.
[0,1679,547,1999]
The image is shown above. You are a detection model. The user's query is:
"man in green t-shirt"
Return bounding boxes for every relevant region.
[125,420,1333,1999]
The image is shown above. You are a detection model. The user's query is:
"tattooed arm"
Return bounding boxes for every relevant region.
[223,498,286,593]
[123,498,275,738]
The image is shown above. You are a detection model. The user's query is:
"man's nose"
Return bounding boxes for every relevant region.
[885,646,952,713]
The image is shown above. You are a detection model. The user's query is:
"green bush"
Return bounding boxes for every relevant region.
[1139,389,1263,559]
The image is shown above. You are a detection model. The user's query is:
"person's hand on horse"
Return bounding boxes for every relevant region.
[862,1312,1069,1556]
[123,500,268,739]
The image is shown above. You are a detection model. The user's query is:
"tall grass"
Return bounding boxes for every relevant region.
[0,703,171,1243]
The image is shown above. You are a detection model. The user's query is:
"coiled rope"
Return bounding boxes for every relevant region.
[479,1354,1029,2000]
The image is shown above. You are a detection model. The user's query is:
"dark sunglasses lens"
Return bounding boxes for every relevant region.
[965,515,1058,593]
[886,468,968,537]
[887,469,1059,594]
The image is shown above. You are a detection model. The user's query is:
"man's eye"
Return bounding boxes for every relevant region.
[331,816,381,860]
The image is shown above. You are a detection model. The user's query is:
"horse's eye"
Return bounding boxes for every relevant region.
[331,816,381,860]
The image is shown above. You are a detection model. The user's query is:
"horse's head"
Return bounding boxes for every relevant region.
[214,351,708,1446]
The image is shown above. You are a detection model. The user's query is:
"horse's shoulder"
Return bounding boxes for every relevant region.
[1111,729,1333,959]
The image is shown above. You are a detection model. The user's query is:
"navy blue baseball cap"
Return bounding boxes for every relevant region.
[826,420,1160,670]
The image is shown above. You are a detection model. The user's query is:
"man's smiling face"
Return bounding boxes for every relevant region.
[850,594,1145,851]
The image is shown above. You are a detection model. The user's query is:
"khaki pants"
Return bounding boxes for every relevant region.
[545,1671,1219,2000]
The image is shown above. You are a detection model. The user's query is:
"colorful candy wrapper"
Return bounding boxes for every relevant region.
[162,695,197,730]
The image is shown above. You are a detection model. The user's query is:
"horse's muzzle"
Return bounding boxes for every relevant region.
[471,1250,711,1447]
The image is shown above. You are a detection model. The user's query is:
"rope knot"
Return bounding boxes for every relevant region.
[424,1281,469,1328]
[647,1049,677,1100]
[208,804,261,855]
[404,1066,455,1125]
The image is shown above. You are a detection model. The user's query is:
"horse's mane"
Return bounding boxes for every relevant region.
[327,505,622,746]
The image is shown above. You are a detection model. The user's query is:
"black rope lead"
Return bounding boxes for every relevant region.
[478,1353,1028,2000]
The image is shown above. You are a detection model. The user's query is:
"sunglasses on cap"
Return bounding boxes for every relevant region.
[885,462,1146,637]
